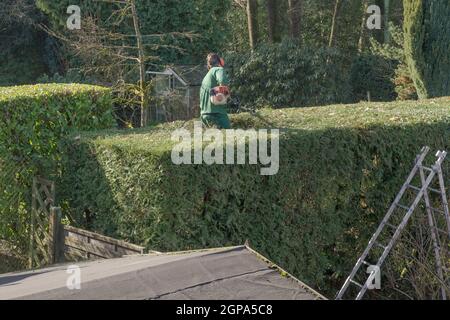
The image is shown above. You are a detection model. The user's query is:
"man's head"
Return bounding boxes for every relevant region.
[207,53,225,70]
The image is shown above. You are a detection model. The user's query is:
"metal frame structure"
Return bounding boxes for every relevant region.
[337,147,450,300]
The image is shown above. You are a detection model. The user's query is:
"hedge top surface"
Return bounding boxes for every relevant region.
[0,83,110,102]
[81,97,450,152]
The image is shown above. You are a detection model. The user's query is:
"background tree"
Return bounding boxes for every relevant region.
[328,0,341,47]
[404,0,450,98]
[129,0,148,126]
[288,0,302,39]
[36,0,230,66]
[384,0,391,43]
[266,0,279,43]
[39,0,196,126]
[0,0,60,85]
[357,0,369,52]
[246,0,259,50]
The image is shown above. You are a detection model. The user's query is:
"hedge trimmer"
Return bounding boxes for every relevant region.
[227,95,257,115]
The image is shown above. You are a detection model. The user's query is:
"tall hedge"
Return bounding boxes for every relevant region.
[404,0,450,99]
[350,54,397,102]
[225,41,352,109]
[58,98,449,296]
[0,83,113,256]
[0,84,113,166]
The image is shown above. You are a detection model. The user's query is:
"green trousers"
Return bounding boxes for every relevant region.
[201,113,231,129]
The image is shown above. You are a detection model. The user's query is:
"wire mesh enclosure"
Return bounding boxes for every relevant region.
[147,65,206,122]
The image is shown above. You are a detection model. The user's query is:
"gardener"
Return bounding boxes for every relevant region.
[200,53,231,129]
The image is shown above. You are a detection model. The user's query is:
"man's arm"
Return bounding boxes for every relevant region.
[215,68,230,86]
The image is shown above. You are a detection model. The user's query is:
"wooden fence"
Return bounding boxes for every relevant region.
[30,177,145,267]
[49,207,145,264]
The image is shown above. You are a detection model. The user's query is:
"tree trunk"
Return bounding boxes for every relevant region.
[384,0,391,43]
[288,0,302,39]
[246,0,258,50]
[329,0,341,47]
[130,0,148,127]
[358,0,369,52]
[266,0,278,43]
[374,0,385,43]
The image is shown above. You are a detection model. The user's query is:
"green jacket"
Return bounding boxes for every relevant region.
[200,66,230,115]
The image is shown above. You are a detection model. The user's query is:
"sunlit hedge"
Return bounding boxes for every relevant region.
[225,41,352,109]
[0,83,114,259]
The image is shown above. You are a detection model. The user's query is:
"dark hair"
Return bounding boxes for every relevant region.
[207,53,221,69]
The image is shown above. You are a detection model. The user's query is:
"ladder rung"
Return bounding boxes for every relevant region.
[407,185,441,194]
[433,226,448,235]
[421,166,434,172]
[362,260,371,266]
[428,187,442,194]
[408,185,421,192]
[396,204,410,211]
[350,280,363,288]
[375,242,387,250]
[384,222,397,229]
[431,207,445,214]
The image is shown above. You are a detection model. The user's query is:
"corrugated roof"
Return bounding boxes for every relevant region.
[0,246,325,300]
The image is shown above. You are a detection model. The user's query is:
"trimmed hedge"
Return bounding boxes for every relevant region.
[0,83,114,254]
[59,98,450,296]
[0,83,113,167]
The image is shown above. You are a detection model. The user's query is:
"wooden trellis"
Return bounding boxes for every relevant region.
[29,177,55,269]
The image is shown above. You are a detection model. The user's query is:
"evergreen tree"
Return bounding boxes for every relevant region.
[404,0,450,98]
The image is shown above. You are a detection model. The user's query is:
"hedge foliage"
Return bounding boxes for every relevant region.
[351,24,416,102]
[404,0,450,99]
[224,41,352,109]
[0,0,53,86]
[349,54,397,102]
[0,83,114,253]
[59,98,450,295]
[0,83,113,165]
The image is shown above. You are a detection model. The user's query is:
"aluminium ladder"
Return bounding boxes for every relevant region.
[336,146,450,300]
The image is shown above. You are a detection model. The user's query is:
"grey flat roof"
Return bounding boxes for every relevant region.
[0,246,325,300]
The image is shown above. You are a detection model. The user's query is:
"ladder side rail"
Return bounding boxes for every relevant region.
[435,155,450,236]
[419,167,446,300]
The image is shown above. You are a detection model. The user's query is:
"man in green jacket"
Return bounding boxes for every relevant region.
[200,53,231,129]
